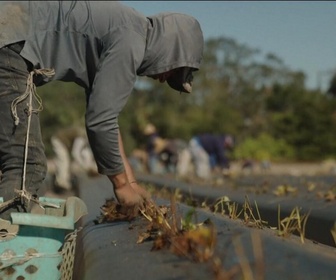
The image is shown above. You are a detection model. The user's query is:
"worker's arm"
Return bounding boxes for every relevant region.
[108,129,151,206]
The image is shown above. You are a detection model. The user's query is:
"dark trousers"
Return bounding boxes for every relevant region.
[0,43,47,219]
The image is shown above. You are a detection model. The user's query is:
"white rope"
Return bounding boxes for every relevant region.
[7,68,55,208]
[11,68,54,126]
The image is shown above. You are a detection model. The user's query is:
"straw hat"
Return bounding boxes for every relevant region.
[143,123,156,135]
[154,137,168,153]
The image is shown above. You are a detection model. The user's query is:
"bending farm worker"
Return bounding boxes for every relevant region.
[0,1,204,219]
[177,134,234,180]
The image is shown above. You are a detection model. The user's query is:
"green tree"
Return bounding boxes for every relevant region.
[267,83,336,160]
[234,132,295,161]
[327,73,336,97]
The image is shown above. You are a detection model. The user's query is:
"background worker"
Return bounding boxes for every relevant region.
[143,124,165,174]
[177,133,234,180]
[143,123,185,175]
[0,1,204,218]
[51,126,98,192]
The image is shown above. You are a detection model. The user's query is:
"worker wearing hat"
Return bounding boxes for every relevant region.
[0,1,204,218]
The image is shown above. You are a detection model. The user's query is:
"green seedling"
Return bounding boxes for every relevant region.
[243,196,267,229]
[181,207,197,231]
[212,196,230,215]
[212,196,243,219]
[277,205,310,243]
[227,201,243,220]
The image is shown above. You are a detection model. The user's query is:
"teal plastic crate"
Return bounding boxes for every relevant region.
[0,196,87,280]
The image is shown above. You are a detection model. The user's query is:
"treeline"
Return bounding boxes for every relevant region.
[37,36,336,162]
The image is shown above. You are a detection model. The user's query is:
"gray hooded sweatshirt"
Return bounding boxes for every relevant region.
[0,1,204,176]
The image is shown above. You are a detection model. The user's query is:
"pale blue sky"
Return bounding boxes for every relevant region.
[122,1,336,91]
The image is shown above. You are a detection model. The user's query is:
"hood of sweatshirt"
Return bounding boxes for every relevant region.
[138,12,204,93]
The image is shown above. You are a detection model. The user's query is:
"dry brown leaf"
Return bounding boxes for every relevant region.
[137,232,151,244]
[315,190,336,201]
[96,196,224,276]
[95,198,140,224]
[170,224,217,262]
[324,190,336,201]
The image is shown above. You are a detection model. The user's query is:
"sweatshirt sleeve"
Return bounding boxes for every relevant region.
[85,27,146,175]
[214,137,228,168]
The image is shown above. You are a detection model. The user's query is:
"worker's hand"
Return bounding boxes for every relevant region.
[109,172,145,209]
[130,181,152,202]
[114,183,145,208]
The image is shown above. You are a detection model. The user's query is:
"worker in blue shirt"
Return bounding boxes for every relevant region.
[177,133,234,180]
